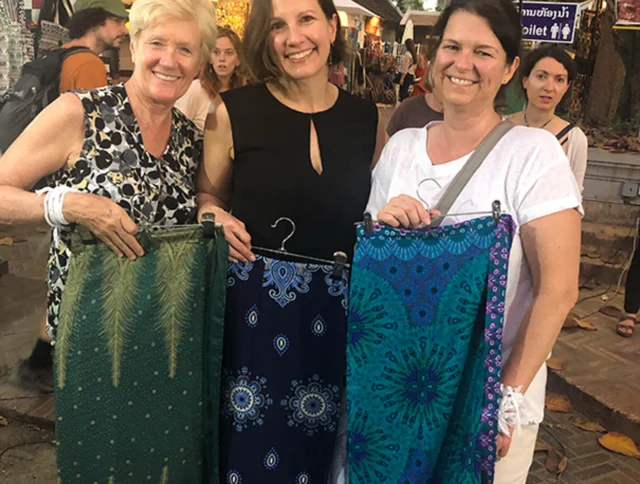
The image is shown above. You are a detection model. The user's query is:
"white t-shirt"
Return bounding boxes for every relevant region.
[366,123,583,425]
[174,80,212,131]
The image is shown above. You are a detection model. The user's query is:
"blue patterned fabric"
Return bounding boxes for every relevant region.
[347,215,515,484]
[220,256,349,483]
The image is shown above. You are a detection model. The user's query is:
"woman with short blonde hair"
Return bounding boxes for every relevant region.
[0,0,221,481]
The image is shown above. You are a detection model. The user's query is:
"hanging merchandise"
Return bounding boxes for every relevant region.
[615,0,640,27]
[347,214,515,483]
[54,223,229,483]
[37,20,70,55]
[219,256,349,482]
[0,0,35,96]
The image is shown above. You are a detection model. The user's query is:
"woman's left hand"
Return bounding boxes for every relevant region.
[497,429,513,460]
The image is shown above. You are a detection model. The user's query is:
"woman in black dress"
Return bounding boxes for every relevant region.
[197,0,382,481]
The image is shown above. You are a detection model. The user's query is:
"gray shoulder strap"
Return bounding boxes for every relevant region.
[431,120,515,228]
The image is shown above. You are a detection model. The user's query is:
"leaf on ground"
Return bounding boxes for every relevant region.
[557,455,569,474]
[0,237,14,246]
[545,393,574,413]
[547,357,567,371]
[535,440,552,452]
[599,432,640,458]
[576,319,597,331]
[0,416,8,426]
[573,416,606,433]
[563,314,580,329]
[35,225,50,233]
[545,449,563,472]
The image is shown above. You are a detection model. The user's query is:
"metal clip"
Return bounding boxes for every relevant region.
[492,200,502,225]
[330,251,348,280]
[363,212,374,233]
[201,212,216,238]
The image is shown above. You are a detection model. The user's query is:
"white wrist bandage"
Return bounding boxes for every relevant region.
[498,384,524,437]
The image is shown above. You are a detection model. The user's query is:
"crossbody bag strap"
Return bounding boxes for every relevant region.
[431,119,515,228]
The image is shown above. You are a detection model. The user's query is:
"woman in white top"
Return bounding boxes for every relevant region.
[367,0,582,482]
[509,45,588,190]
[176,26,246,129]
[398,38,417,102]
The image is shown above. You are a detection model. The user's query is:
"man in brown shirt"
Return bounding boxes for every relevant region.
[10,0,128,393]
[59,0,129,92]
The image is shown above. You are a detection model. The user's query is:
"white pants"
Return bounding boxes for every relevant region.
[494,424,540,484]
[328,412,539,484]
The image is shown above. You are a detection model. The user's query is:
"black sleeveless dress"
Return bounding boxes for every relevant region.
[221,84,377,260]
[218,85,377,483]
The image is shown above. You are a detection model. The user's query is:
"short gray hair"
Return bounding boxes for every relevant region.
[129,0,217,63]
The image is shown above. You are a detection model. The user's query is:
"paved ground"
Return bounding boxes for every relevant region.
[528,408,640,484]
[0,418,56,483]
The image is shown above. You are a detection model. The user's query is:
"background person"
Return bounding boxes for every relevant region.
[367,0,582,482]
[386,59,443,139]
[176,26,247,130]
[509,45,588,190]
[398,38,417,102]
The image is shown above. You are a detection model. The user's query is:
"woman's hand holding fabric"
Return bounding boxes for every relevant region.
[64,193,144,260]
[497,430,514,460]
[200,206,254,263]
[377,194,438,228]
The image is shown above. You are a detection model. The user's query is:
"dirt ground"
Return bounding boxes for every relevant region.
[0,417,56,483]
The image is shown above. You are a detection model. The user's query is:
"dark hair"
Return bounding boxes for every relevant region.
[243,0,349,85]
[405,38,417,64]
[520,45,577,82]
[434,0,522,65]
[67,7,116,39]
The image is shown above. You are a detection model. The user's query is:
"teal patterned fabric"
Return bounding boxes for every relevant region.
[347,215,515,484]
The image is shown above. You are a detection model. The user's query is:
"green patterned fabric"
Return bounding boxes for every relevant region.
[54,225,228,484]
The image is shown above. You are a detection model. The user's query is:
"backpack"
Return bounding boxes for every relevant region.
[0,46,90,154]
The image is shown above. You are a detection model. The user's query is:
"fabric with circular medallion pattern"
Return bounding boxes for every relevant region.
[347,215,515,484]
[54,225,228,483]
[220,255,348,483]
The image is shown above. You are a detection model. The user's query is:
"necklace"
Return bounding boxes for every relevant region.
[524,111,552,129]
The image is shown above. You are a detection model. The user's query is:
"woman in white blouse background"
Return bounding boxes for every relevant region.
[509,45,588,190]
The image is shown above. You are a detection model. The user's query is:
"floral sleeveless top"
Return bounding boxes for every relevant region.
[45,85,202,340]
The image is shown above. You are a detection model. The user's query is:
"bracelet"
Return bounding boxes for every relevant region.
[498,384,525,438]
[37,186,79,247]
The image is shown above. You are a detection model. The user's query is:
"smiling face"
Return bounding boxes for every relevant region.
[523,57,571,112]
[130,18,202,106]
[211,36,240,79]
[434,10,518,112]
[269,0,337,82]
